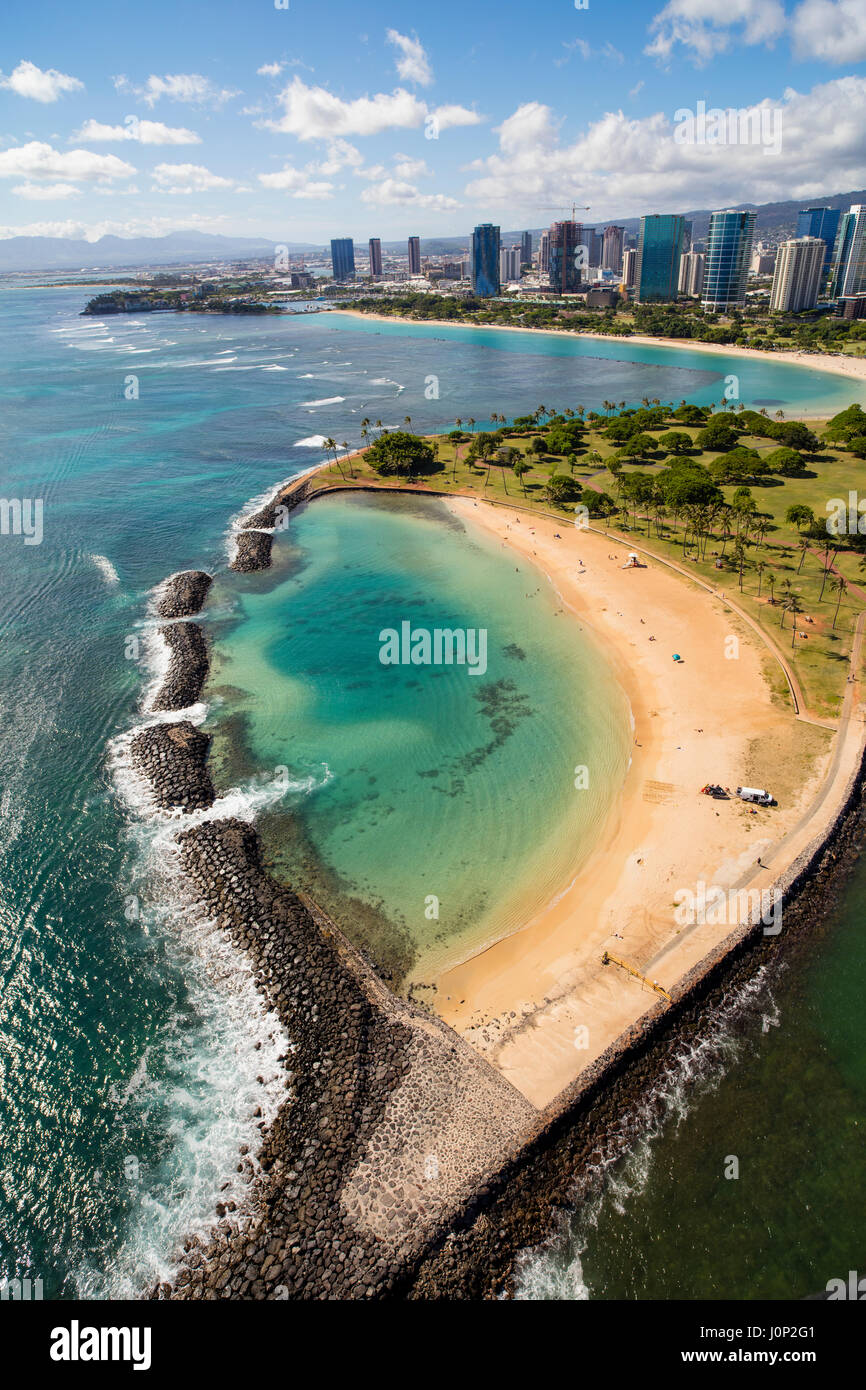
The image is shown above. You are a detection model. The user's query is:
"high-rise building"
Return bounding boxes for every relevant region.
[539,230,550,274]
[499,244,522,282]
[678,250,706,298]
[770,237,826,312]
[831,205,866,300]
[622,247,638,289]
[407,236,421,274]
[471,223,501,297]
[635,214,686,303]
[368,237,382,278]
[549,220,583,293]
[330,237,355,281]
[701,210,756,311]
[521,231,532,267]
[751,244,777,275]
[602,225,625,274]
[796,207,841,278]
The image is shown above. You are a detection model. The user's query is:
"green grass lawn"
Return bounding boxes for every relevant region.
[322,414,866,720]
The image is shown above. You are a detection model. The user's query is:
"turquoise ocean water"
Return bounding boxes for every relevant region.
[0,284,863,1298]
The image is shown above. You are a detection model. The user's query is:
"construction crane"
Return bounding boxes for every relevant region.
[538,203,591,221]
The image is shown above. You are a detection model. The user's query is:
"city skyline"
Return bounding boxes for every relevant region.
[1,0,866,246]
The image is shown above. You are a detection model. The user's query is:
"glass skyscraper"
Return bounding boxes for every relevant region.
[330,237,355,281]
[471,223,501,297]
[635,215,686,302]
[830,206,866,300]
[548,221,582,294]
[796,207,841,278]
[701,210,756,311]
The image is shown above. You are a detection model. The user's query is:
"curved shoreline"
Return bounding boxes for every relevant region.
[332,308,866,415]
[125,466,866,1299]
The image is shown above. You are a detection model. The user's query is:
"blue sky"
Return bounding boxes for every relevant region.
[1,0,865,244]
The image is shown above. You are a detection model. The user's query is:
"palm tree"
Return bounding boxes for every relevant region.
[325,437,345,480]
[819,545,837,602]
[796,538,810,573]
[767,572,777,606]
[786,594,803,643]
[341,440,353,478]
[831,574,848,628]
[404,415,412,430]
[756,560,766,596]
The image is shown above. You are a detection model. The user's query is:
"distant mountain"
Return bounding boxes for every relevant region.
[402,190,866,255]
[5,188,866,273]
[0,230,323,273]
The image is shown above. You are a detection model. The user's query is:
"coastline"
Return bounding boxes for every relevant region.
[333,308,866,410]
[129,462,865,1299]
[433,498,864,1107]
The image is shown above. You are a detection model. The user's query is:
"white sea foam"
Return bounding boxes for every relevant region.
[294,434,329,447]
[301,396,346,407]
[90,553,120,586]
[370,378,405,392]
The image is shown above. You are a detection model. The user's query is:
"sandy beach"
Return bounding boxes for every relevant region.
[333,308,866,409]
[433,497,864,1109]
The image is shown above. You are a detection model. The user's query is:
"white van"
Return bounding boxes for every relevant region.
[736,786,774,805]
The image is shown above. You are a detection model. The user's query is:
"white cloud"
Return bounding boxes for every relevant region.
[12,182,81,200]
[0,141,135,183]
[555,39,624,66]
[260,77,482,141]
[791,0,866,62]
[0,60,83,103]
[257,62,284,77]
[0,212,235,241]
[360,177,460,211]
[257,165,334,198]
[114,73,239,107]
[317,139,364,174]
[646,0,786,63]
[392,155,430,179]
[386,30,433,87]
[263,77,426,138]
[429,103,484,132]
[73,118,201,146]
[464,77,866,219]
[151,162,234,193]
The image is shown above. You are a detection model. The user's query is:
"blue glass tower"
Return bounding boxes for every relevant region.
[635,215,686,302]
[330,238,355,281]
[796,207,841,278]
[701,210,756,311]
[471,224,501,298]
[830,207,866,300]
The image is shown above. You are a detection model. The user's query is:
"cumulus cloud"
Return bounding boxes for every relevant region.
[151,162,234,193]
[257,165,334,198]
[114,73,239,107]
[262,77,426,137]
[360,177,459,211]
[646,0,786,63]
[386,30,433,87]
[12,182,81,200]
[73,118,201,145]
[429,103,484,132]
[392,155,430,179]
[257,62,284,77]
[0,141,135,183]
[463,77,866,219]
[260,77,481,139]
[791,0,866,62]
[0,60,83,102]
[0,213,234,242]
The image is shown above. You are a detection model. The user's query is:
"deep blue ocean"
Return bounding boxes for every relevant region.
[0,284,864,1298]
